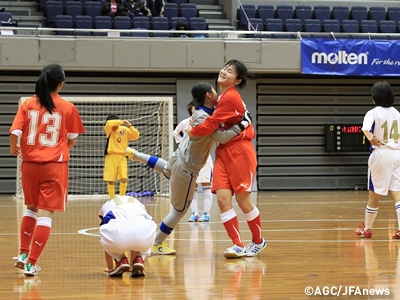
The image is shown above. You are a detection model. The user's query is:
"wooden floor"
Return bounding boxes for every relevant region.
[1,191,400,299]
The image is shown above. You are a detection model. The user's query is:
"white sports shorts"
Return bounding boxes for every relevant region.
[197,155,213,184]
[368,148,400,195]
[100,217,156,258]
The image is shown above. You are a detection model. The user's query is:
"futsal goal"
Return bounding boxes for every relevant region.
[15,96,174,200]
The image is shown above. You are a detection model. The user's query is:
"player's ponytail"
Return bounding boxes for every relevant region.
[191,81,213,108]
[35,64,65,114]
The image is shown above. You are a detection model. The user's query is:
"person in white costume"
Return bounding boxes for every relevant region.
[99,195,156,277]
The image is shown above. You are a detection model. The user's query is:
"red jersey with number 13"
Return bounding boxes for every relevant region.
[9,94,85,163]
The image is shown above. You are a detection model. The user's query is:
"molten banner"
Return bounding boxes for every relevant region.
[301,38,400,76]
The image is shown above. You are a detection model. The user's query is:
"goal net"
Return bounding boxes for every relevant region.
[15,96,173,200]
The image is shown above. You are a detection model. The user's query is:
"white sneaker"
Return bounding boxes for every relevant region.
[245,238,267,257]
[14,253,28,269]
[223,244,247,259]
[24,263,41,276]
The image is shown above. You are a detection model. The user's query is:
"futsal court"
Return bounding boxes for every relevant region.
[1,190,400,299]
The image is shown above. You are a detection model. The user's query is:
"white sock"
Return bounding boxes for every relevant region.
[395,201,400,230]
[364,205,379,230]
[203,187,212,213]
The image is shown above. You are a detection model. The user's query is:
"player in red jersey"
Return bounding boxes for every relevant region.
[188,60,266,258]
[9,64,85,276]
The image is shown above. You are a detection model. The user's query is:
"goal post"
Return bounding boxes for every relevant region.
[15,96,174,200]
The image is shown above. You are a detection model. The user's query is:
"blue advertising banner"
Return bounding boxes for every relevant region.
[301,39,400,76]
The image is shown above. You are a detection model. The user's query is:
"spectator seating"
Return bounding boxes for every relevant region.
[313,5,330,22]
[170,16,187,30]
[322,19,340,33]
[84,1,102,21]
[169,0,187,8]
[55,15,73,35]
[237,4,256,27]
[360,20,378,33]
[80,0,92,5]
[285,18,302,31]
[164,2,179,21]
[39,2,400,39]
[245,18,266,38]
[114,16,132,36]
[304,19,321,33]
[265,18,284,38]
[151,16,170,37]
[189,17,207,30]
[341,19,359,34]
[0,12,13,24]
[93,15,112,36]
[294,5,312,24]
[179,3,198,22]
[387,7,400,23]
[285,18,302,38]
[369,6,386,23]
[276,4,293,24]
[65,1,83,22]
[131,28,149,37]
[332,6,349,24]
[44,1,63,26]
[189,17,207,37]
[257,4,274,23]
[379,20,396,33]
[379,20,396,39]
[75,15,92,36]
[131,16,150,37]
[350,6,368,25]
[246,17,264,31]
[132,16,150,30]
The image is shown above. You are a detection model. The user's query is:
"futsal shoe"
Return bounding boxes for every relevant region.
[245,238,267,257]
[188,213,199,222]
[14,253,28,269]
[109,257,130,277]
[125,147,136,161]
[24,263,41,276]
[355,223,372,238]
[198,212,210,222]
[151,243,176,255]
[393,230,400,239]
[132,256,146,278]
[223,245,247,259]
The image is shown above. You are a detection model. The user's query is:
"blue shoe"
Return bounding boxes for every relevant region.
[198,212,210,222]
[188,213,199,222]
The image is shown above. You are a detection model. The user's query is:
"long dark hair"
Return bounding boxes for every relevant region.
[191,81,213,108]
[35,64,65,113]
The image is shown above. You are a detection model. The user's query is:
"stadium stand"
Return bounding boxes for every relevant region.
[55,15,73,35]
[93,15,112,36]
[74,15,92,36]
[151,16,170,37]
[350,6,368,25]
[294,5,312,24]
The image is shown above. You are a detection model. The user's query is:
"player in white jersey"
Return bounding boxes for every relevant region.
[99,195,156,277]
[355,81,400,239]
[173,102,214,223]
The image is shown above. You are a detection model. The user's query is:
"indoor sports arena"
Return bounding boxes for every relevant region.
[1,0,400,298]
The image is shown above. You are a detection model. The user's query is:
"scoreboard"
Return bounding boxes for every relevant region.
[325,124,370,152]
